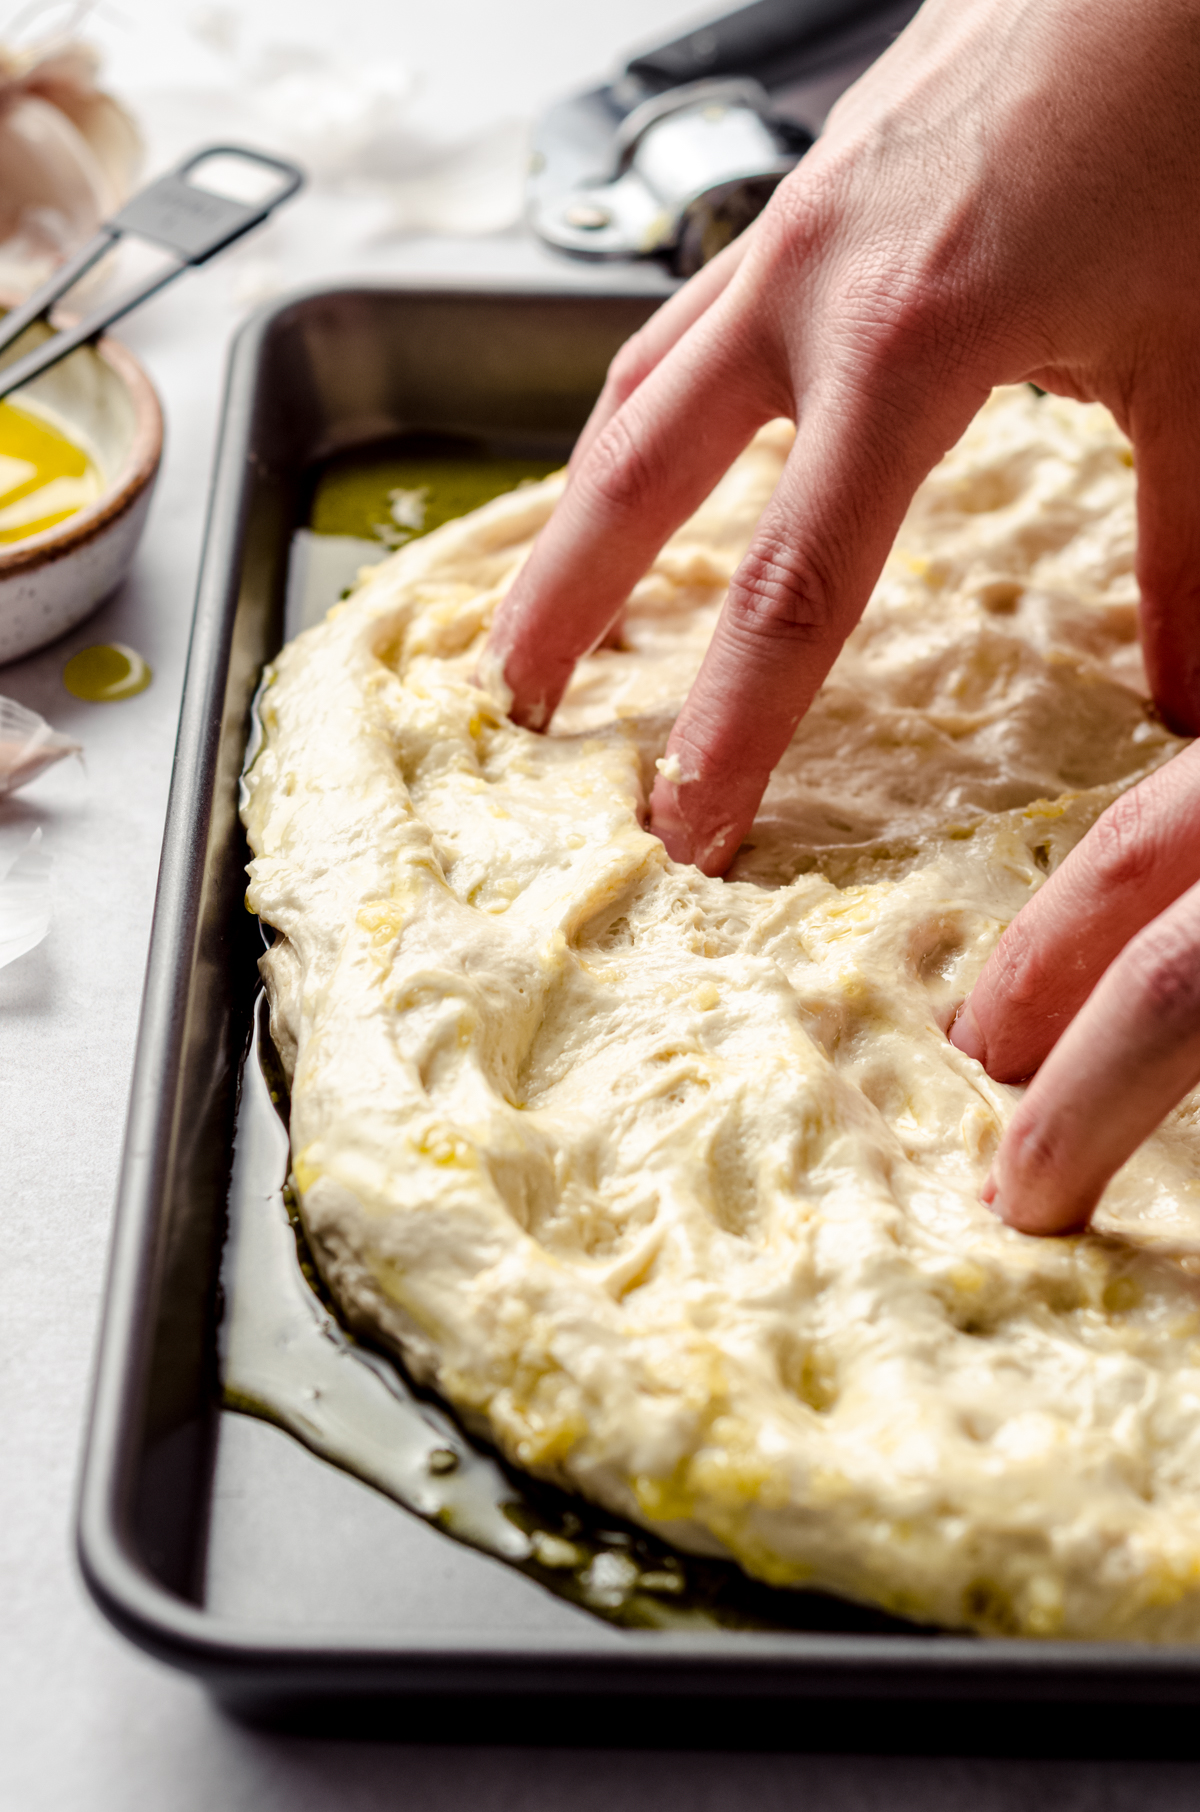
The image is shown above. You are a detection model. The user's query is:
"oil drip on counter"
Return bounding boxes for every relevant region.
[284,434,561,642]
[220,996,918,1637]
[62,643,151,702]
[0,397,102,544]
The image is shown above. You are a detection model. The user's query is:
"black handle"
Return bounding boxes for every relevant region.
[624,0,903,94]
[111,146,305,265]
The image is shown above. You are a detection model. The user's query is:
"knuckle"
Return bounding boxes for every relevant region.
[1122,917,1200,1028]
[833,270,996,409]
[580,411,665,520]
[724,535,840,646]
[755,129,1021,360]
[985,921,1055,1026]
[970,920,1078,1085]
[1081,790,1157,895]
[757,174,837,268]
[770,174,1007,388]
[1006,1110,1062,1192]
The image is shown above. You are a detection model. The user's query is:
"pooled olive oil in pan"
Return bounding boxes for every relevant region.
[309,433,559,548]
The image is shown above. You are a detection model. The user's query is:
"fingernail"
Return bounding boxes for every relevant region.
[980,1172,1010,1222]
[949,1003,986,1065]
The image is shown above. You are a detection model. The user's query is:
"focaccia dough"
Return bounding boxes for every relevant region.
[242,388,1200,1640]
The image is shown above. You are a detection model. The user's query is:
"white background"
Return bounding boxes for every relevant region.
[3,1,1199,1805]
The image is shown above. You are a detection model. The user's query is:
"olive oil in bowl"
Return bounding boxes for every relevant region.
[0,396,102,544]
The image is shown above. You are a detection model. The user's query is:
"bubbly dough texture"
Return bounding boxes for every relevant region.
[243,389,1200,1640]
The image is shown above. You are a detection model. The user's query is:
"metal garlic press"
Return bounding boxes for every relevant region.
[530,0,920,276]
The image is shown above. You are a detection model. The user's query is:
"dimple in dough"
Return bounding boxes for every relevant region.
[243,388,1200,1640]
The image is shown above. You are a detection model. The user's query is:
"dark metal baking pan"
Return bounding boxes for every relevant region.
[76,279,1200,1746]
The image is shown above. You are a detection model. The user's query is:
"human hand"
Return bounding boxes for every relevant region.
[950,746,1200,1234]
[486,0,1200,875]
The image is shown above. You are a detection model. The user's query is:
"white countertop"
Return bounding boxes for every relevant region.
[3,2,1199,1804]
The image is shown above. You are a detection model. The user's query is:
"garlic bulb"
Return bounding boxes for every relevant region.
[0,37,141,294]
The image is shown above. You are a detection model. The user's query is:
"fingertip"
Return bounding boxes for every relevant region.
[949,1001,987,1066]
[474,641,515,717]
[978,1172,1042,1233]
[647,775,739,874]
[984,1135,1097,1238]
[648,776,694,864]
[481,616,563,731]
[980,1173,1044,1235]
[982,1182,1063,1236]
[999,1197,1093,1238]
[509,694,550,732]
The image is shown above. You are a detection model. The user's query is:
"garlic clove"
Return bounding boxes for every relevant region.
[0,36,141,293]
[17,42,141,202]
[0,90,112,249]
[40,86,141,201]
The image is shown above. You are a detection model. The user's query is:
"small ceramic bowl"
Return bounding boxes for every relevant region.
[0,309,163,665]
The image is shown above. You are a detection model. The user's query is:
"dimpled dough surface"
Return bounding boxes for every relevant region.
[243,389,1200,1641]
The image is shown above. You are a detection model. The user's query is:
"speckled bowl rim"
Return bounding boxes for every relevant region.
[0,316,163,578]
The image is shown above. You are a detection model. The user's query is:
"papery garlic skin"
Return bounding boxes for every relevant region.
[0,826,50,970]
[0,696,81,796]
